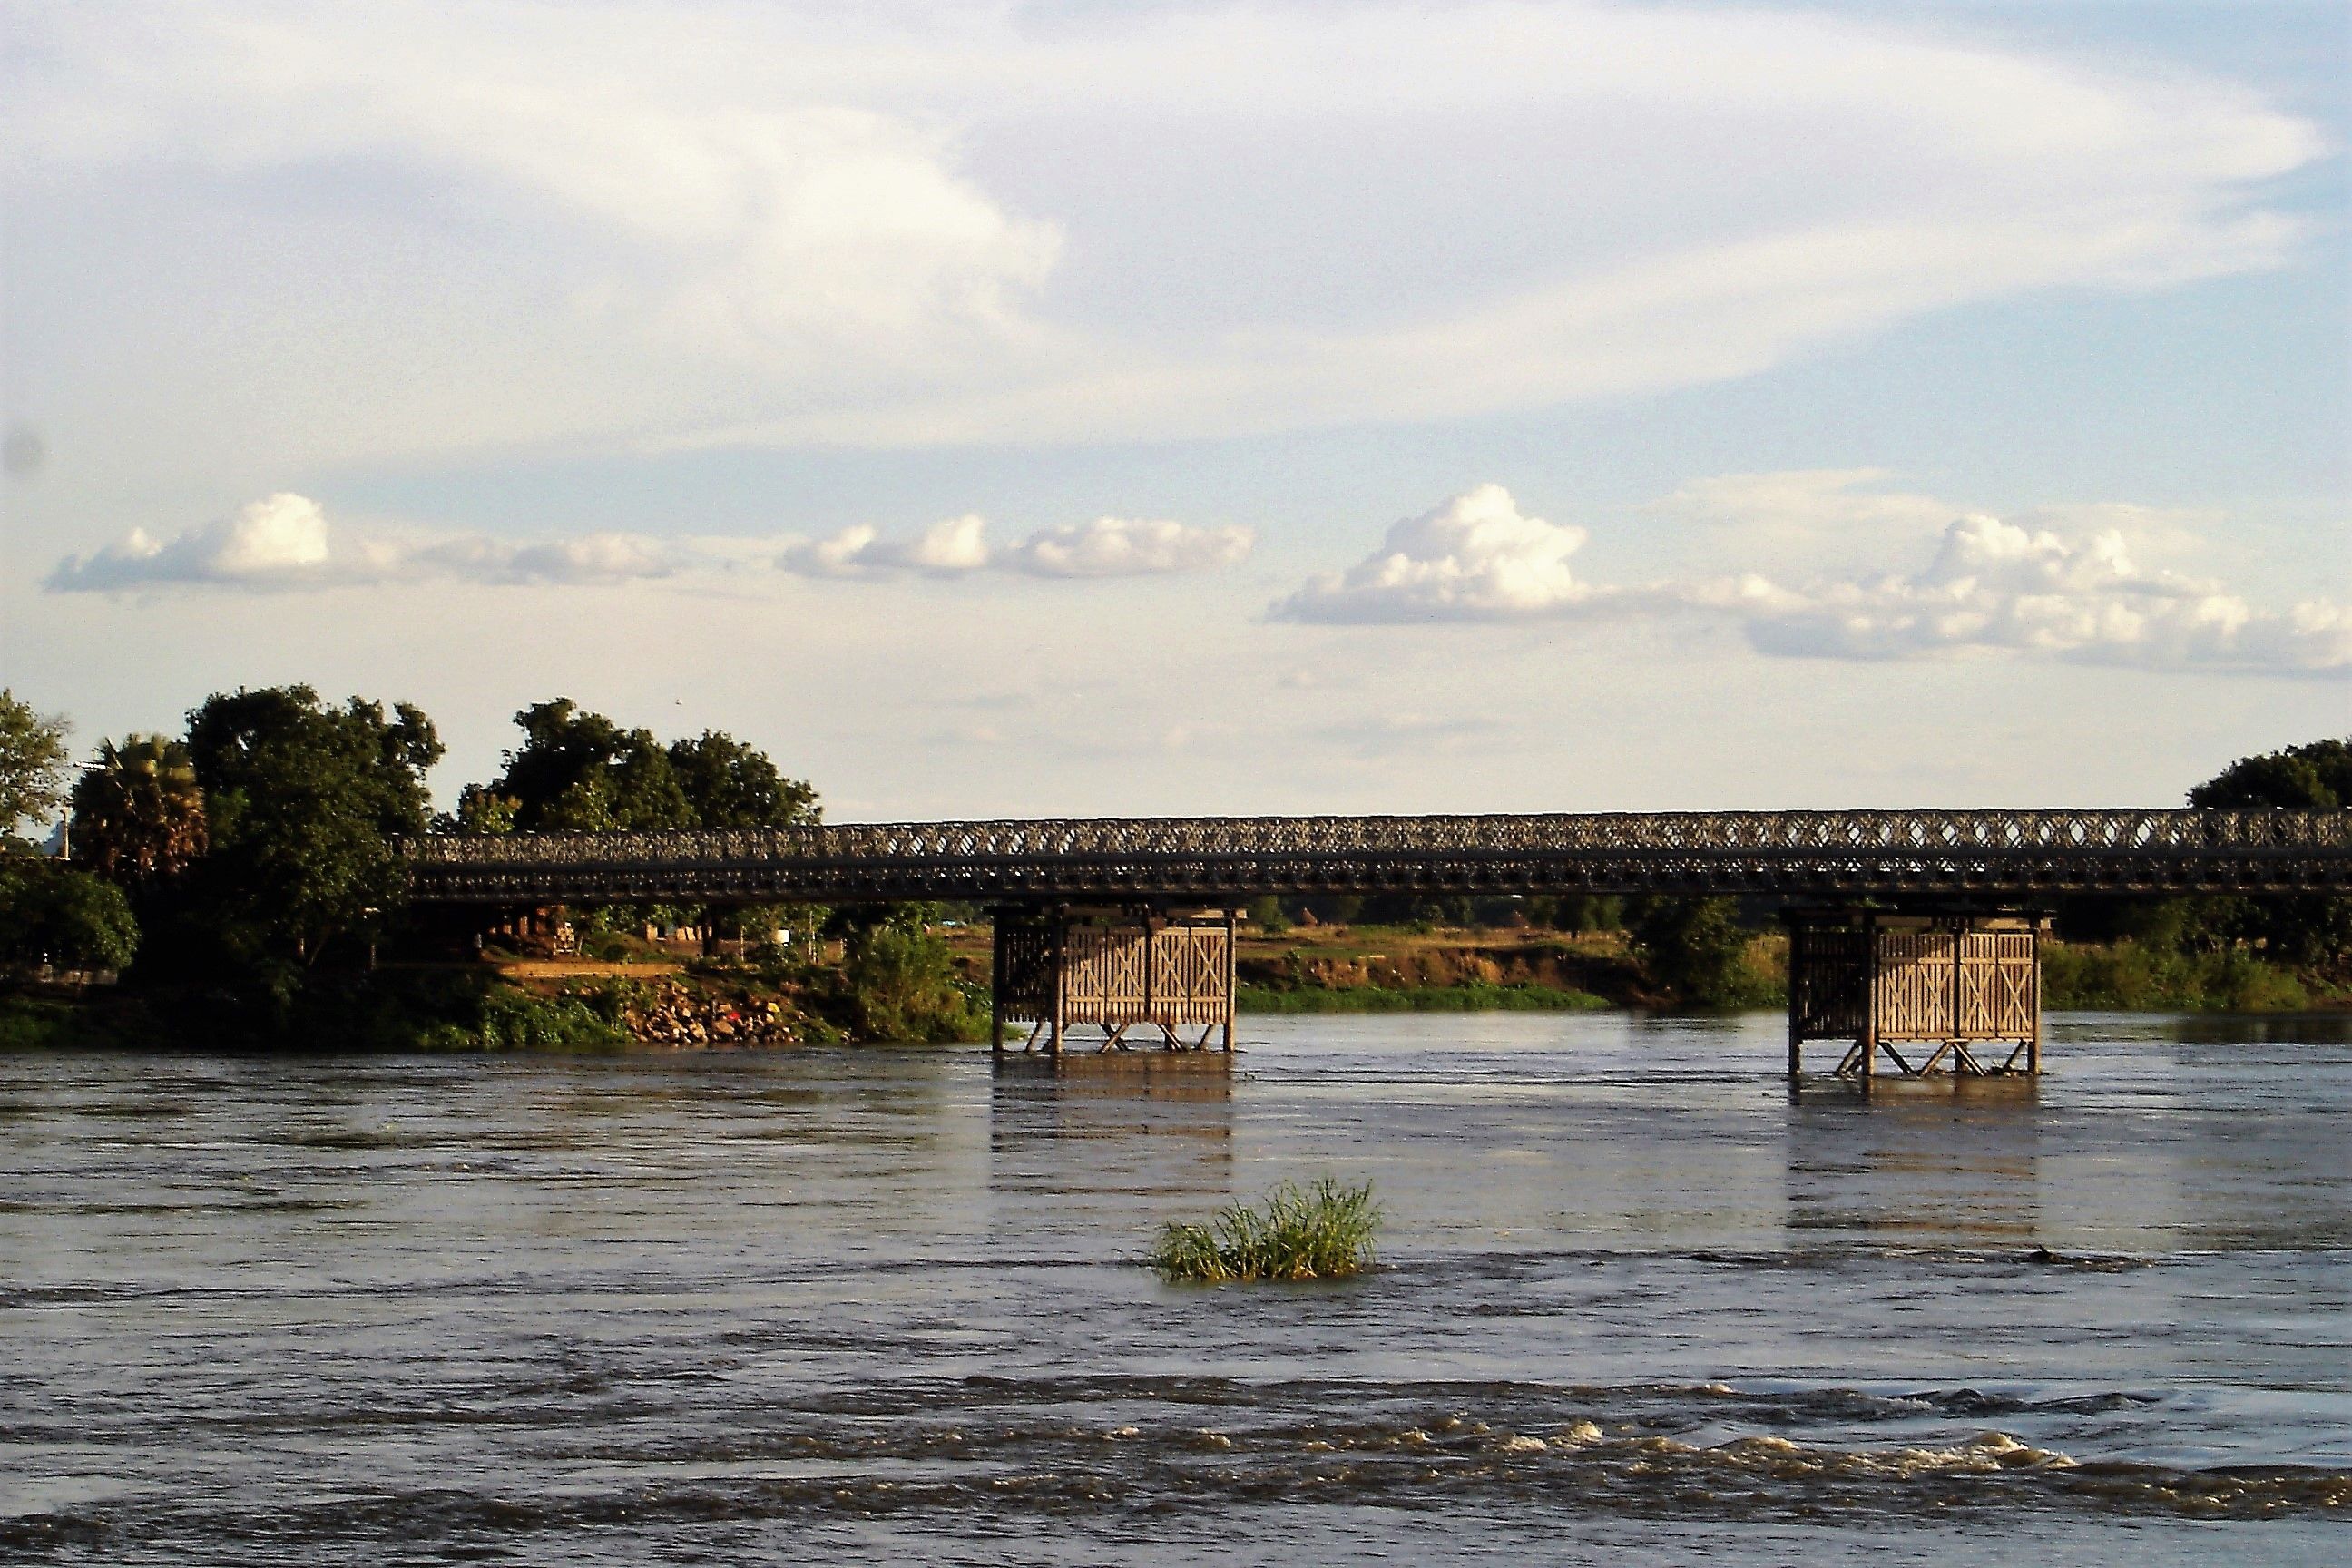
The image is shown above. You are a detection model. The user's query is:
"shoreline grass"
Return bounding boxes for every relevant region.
[1149,1178,1380,1283]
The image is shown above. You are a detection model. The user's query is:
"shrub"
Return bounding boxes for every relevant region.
[1150,1178,1380,1283]
[2041,940,2310,1012]
[1626,897,1780,1007]
[1236,982,1607,1013]
[405,981,628,1051]
[0,859,139,973]
[839,926,986,1042]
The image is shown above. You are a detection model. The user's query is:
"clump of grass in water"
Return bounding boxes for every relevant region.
[1149,1178,1380,1282]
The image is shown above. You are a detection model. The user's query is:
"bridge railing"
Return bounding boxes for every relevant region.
[404,808,2352,901]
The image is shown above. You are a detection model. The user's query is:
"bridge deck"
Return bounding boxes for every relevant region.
[407,808,2352,905]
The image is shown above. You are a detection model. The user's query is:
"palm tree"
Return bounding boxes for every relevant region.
[70,735,208,888]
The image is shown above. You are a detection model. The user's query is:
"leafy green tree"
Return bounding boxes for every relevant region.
[183,686,444,968]
[460,703,824,946]
[0,860,139,972]
[2186,737,2352,966]
[1244,894,1291,934]
[70,736,209,889]
[667,730,819,828]
[483,700,692,832]
[2190,740,2352,811]
[0,690,73,847]
[1627,896,1775,1007]
[446,783,521,834]
[1546,894,1624,934]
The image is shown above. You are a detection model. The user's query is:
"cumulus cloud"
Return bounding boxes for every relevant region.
[1740,514,2352,674]
[1279,482,2351,677]
[48,494,681,591]
[779,514,1252,580]
[1273,485,1610,622]
[51,493,335,589]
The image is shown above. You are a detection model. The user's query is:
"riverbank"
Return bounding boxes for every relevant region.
[1223,925,2340,1014]
[5,923,2337,1053]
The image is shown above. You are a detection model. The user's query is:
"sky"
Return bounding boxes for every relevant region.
[3,0,2346,821]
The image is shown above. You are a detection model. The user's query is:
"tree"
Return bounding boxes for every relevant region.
[183,686,444,967]
[481,700,692,832]
[0,690,72,847]
[667,730,819,828]
[2190,739,2351,810]
[1244,894,1291,934]
[2186,737,2352,966]
[0,860,139,973]
[446,783,521,835]
[70,735,209,889]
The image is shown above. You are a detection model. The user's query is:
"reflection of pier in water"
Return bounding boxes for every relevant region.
[987,1054,1235,1200]
[1786,1076,2043,1244]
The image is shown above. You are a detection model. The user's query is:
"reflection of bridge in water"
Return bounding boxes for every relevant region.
[409,809,2352,1083]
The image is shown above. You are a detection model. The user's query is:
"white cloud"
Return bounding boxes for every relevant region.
[1006,516,1253,578]
[779,514,993,576]
[47,494,683,591]
[53,495,1250,592]
[1739,514,2352,674]
[1277,482,2352,677]
[4,2,2325,479]
[1273,485,1610,622]
[779,512,1250,580]
[49,493,331,589]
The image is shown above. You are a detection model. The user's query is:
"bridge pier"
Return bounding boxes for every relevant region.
[991,907,1237,1056]
[1786,911,2043,1083]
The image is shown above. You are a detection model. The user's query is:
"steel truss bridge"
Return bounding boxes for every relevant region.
[406,808,2352,906]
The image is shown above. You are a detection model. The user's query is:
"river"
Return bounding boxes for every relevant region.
[3,1012,2347,1563]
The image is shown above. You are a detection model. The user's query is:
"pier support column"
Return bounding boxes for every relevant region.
[1785,911,2043,1082]
[991,906,1238,1055]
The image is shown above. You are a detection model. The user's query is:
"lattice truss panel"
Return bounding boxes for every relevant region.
[1791,916,2040,1078]
[409,809,2352,905]
[993,916,1234,1052]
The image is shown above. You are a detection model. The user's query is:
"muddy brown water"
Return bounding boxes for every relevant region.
[4,1012,2347,1563]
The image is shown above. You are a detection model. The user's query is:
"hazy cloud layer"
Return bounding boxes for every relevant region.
[1280,483,2351,677]
[51,497,1250,592]
[8,2,2325,482]
[779,514,995,576]
[779,514,1251,579]
[1006,516,1253,579]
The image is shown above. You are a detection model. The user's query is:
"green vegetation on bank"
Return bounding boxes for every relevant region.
[1238,980,1609,1013]
[2041,941,2310,1013]
[0,686,983,1049]
[1150,1179,1380,1283]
